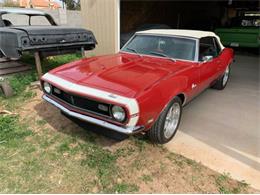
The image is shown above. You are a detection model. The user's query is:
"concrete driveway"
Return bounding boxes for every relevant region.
[166,53,260,189]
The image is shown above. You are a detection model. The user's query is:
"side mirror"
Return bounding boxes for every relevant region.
[202,55,213,62]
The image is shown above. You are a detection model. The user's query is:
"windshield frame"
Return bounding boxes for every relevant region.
[121,33,199,62]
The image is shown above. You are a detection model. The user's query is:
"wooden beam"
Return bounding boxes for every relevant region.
[0,61,31,76]
[81,47,86,58]
[34,52,43,79]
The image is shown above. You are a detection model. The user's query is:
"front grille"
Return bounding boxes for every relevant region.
[51,86,111,118]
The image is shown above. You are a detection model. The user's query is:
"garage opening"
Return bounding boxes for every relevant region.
[120,0,259,48]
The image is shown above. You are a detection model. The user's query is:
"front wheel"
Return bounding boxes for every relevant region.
[147,96,182,144]
[212,65,230,90]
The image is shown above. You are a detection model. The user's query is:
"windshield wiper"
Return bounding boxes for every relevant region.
[149,52,176,62]
[126,47,142,57]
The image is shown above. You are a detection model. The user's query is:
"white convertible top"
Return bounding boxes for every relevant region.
[137,29,225,49]
[137,29,217,39]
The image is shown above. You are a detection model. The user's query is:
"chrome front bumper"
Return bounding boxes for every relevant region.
[43,95,144,135]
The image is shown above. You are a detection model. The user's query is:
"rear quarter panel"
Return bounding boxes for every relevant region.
[220,48,234,72]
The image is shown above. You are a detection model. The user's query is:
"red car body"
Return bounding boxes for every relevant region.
[41,30,234,137]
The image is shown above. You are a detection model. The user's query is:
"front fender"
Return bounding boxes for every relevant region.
[136,75,188,129]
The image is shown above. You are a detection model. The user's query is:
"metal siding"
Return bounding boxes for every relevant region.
[81,0,119,56]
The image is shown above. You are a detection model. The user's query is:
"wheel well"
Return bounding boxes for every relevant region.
[177,93,185,105]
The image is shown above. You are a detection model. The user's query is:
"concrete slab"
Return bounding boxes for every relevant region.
[166,53,260,189]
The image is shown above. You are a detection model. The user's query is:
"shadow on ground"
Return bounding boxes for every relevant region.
[33,100,145,148]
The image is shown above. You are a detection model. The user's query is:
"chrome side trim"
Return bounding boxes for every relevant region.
[43,95,144,135]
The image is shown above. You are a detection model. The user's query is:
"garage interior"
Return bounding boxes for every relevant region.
[120,0,260,189]
[120,0,259,38]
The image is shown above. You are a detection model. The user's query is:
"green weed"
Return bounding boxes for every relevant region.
[112,183,139,193]
[0,115,33,148]
[141,174,153,183]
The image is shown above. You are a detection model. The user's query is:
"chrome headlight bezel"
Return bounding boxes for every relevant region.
[111,105,126,122]
[43,82,52,94]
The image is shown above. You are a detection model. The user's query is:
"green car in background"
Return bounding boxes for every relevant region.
[215,12,260,48]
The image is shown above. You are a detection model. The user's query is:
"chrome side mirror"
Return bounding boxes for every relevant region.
[202,55,213,62]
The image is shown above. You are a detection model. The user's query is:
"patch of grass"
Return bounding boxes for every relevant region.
[233,180,250,193]
[0,115,47,193]
[21,53,82,73]
[131,136,148,152]
[81,145,118,192]
[141,174,153,183]
[0,54,81,110]
[0,115,33,148]
[8,73,37,95]
[160,161,167,173]
[215,172,249,194]
[115,146,136,158]
[57,142,71,153]
[186,158,202,171]
[79,141,139,193]
[55,136,82,156]
[191,175,199,183]
[0,72,37,110]
[36,119,47,126]
[131,158,144,171]
[167,153,185,167]
[112,183,139,193]
[41,54,81,73]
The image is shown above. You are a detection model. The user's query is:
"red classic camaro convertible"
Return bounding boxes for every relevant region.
[41,30,234,144]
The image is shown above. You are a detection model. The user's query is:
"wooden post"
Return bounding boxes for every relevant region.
[34,52,43,79]
[81,47,86,58]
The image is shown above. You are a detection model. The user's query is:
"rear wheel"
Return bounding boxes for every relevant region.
[212,65,230,90]
[147,96,182,144]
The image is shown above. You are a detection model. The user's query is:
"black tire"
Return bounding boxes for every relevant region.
[147,96,182,144]
[212,65,230,90]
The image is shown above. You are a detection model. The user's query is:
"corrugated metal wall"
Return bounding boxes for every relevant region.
[81,0,119,56]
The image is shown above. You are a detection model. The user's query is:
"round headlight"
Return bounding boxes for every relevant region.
[111,105,126,122]
[43,82,51,94]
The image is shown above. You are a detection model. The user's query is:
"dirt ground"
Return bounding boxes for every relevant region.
[0,88,257,193]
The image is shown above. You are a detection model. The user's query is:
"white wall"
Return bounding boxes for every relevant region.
[81,0,120,55]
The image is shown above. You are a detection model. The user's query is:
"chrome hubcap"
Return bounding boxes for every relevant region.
[223,66,229,86]
[164,103,181,139]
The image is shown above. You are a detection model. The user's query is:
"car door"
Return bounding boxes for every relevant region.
[198,37,220,90]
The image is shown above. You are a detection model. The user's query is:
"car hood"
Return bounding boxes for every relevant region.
[50,53,192,98]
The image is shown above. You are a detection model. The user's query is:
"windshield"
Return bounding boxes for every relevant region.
[121,35,197,61]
